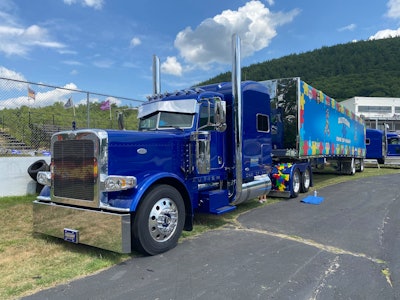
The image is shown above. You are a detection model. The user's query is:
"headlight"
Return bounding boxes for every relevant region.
[104,176,137,191]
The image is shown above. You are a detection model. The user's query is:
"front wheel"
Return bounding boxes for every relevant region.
[378,158,385,165]
[132,184,185,255]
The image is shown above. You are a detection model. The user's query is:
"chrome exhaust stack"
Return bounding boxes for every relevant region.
[231,34,244,205]
[152,55,161,96]
[230,34,271,204]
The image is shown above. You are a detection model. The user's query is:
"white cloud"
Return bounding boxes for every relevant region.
[0,66,25,80]
[93,59,114,68]
[0,82,80,109]
[130,37,141,47]
[122,61,138,68]
[387,0,400,18]
[58,49,78,55]
[0,66,26,91]
[368,1,400,40]
[0,0,65,56]
[63,0,104,10]
[62,60,83,66]
[0,24,65,56]
[174,0,299,68]
[161,56,183,76]
[81,96,122,106]
[105,96,121,106]
[338,23,356,32]
[369,28,400,40]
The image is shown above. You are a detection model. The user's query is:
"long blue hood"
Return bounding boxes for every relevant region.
[105,130,188,178]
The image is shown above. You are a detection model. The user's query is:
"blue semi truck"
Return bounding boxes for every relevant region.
[365,128,400,163]
[387,132,400,156]
[33,36,366,255]
[366,128,387,164]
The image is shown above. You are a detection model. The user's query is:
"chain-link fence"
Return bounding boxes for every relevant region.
[0,77,145,156]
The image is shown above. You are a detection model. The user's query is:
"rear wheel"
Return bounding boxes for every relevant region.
[341,159,356,175]
[132,184,185,255]
[300,167,311,193]
[349,158,356,175]
[357,159,364,172]
[291,169,301,198]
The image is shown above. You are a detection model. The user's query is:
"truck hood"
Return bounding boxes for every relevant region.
[105,129,188,177]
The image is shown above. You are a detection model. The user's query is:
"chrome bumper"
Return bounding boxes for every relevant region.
[33,201,131,253]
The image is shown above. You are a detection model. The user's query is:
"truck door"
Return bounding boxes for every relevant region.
[388,136,400,156]
[197,102,226,176]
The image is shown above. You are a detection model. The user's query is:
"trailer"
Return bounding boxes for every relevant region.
[260,78,366,176]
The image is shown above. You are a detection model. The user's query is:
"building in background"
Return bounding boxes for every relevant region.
[341,97,400,132]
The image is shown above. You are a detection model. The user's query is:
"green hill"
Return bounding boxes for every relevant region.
[200,37,400,101]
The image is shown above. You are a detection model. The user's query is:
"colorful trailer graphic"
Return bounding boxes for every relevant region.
[260,77,366,159]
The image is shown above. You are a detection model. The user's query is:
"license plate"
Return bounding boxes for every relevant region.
[64,228,79,244]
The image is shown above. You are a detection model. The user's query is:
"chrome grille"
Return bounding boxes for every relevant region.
[53,139,95,201]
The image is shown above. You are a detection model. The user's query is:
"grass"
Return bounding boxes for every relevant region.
[1,166,399,299]
[312,164,400,189]
[0,197,131,299]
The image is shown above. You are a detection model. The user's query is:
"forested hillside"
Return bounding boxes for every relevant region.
[200,37,400,101]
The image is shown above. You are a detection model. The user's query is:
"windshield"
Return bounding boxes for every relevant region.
[139,111,194,130]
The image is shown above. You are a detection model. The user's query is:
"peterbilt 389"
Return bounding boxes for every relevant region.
[33,35,365,255]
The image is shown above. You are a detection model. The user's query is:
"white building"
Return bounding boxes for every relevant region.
[340,96,400,131]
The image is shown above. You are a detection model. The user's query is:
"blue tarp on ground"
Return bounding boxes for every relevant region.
[301,195,324,205]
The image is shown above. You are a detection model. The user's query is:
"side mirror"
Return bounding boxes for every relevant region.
[214,100,226,132]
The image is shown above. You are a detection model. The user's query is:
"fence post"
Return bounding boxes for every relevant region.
[87,92,90,128]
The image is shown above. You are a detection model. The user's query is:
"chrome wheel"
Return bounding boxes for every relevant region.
[148,198,179,242]
[300,168,311,193]
[291,169,301,197]
[132,184,185,255]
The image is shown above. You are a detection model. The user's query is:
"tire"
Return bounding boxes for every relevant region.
[132,184,185,256]
[349,158,356,175]
[377,158,385,165]
[357,159,364,172]
[27,160,49,181]
[291,169,301,198]
[340,159,356,175]
[300,167,311,193]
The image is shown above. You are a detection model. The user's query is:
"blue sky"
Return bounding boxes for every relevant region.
[1,0,400,107]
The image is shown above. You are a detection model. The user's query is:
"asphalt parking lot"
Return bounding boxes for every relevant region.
[24,173,400,300]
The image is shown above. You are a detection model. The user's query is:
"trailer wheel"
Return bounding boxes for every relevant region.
[357,159,364,172]
[349,158,356,175]
[132,184,185,256]
[300,167,311,193]
[291,169,301,198]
